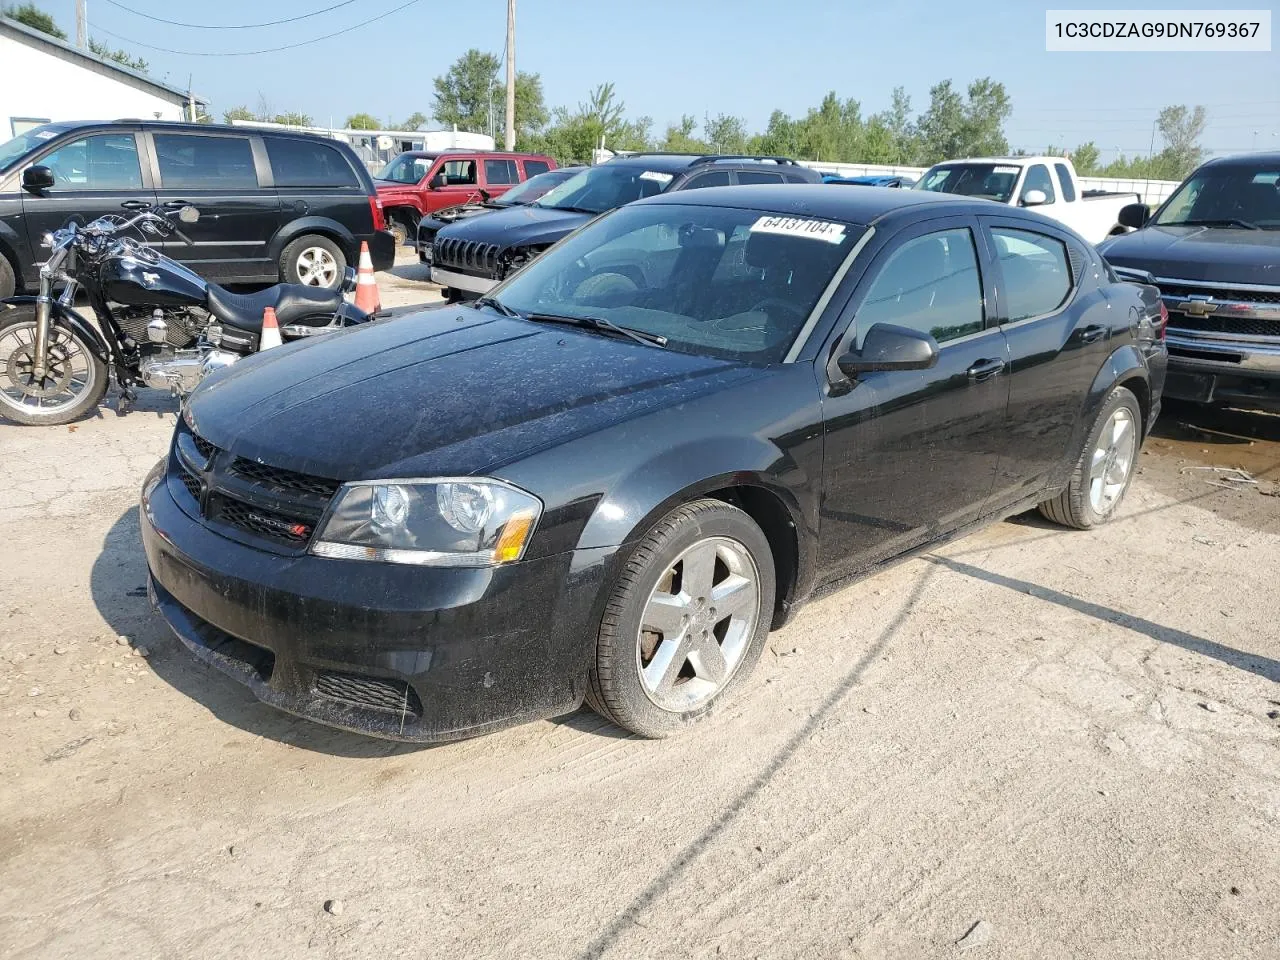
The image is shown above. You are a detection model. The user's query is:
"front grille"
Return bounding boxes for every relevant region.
[191,433,218,460]
[230,458,340,499]
[433,236,500,276]
[178,467,202,502]
[207,494,313,543]
[1160,282,1280,305]
[314,671,423,717]
[1168,313,1280,338]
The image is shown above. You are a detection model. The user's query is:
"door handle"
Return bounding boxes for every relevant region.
[161,199,193,209]
[1080,325,1108,343]
[966,358,1006,382]
[120,200,149,210]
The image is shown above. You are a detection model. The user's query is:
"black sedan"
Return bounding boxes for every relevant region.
[141,186,1167,742]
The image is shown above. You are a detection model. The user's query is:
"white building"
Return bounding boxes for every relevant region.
[0,16,206,138]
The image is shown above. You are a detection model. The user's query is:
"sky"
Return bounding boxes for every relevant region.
[32,0,1280,161]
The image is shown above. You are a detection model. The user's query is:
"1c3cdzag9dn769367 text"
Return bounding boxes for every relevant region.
[140,185,1168,742]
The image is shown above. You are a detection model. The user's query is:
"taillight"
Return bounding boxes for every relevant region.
[1158,300,1168,340]
[369,195,386,232]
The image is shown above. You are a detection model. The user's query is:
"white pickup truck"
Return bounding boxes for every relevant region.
[914,156,1140,244]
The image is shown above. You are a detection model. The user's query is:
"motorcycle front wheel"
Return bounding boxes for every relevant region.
[0,310,108,426]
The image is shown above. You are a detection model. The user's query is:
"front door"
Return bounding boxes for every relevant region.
[149,131,280,282]
[424,156,484,213]
[19,131,154,256]
[818,217,1010,581]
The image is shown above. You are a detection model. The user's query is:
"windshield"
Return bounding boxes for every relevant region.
[493,168,576,206]
[376,153,434,184]
[1154,165,1280,229]
[916,163,1020,203]
[535,163,677,214]
[492,203,863,363]
[0,125,64,172]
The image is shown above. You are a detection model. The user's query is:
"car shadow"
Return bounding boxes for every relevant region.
[385,262,434,283]
[90,505,431,758]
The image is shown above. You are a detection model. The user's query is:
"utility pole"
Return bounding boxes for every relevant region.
[504,0,516,150]
[75,0,87,49]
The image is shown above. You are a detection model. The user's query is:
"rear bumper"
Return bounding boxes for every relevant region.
[429,266,495,295]
[363,229,396,272]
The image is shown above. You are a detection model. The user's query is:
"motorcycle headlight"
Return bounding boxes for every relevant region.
[310,478,542,567]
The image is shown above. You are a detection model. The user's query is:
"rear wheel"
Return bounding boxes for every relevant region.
[586,499,775,738]
[1039,385,1141,529]
[0,309,108,425]
[281,235,346,289]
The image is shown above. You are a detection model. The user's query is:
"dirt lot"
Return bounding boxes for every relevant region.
[1,262,1277,959]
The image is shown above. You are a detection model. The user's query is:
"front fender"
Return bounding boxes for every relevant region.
[1,296,111,363]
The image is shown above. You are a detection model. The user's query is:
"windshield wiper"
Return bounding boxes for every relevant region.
[474,295,524,319]
[526,312,667,348]
[1176,218,1262,230]
[539,204,600,215]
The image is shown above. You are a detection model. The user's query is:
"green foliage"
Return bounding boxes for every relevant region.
[222,105,256,124]
[345,113,381,131]
[431,49,547,146]
[399,112,428,131]
[271,111,313,127]
[1069,105,1206,181]
[1070,142,1101,176]
[703,114,748,155]
[656,114,710,154]
[913,78,1010,165]
[3,2,64,39]
[87,36,147,72]
[531,83,651,163]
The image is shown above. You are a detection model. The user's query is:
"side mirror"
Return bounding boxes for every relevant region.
[1118,202,1150,229]
[837,323,940,376]
[177,205,200,224]
[22,165,54,192]
[428,172,446,189]
[1021,189,1048,207]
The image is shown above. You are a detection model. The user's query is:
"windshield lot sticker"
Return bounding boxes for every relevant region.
[750,215,847,244]
[639,170,674,184]
[994,165,1020,174]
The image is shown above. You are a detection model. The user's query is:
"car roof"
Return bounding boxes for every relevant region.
[638,183,974,225]
[1200,151,1280,169]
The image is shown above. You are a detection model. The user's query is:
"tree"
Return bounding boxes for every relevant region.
[912,78,1010,165]
[345,113,381,130]
[534,83,650,163]
[1070,141,1101,175]
[272,111,313,127]
[656,114,709,154]
[222,105,256,124]
[399,111,428,131]
[1157,104,1207,178]
[87,37,147,72]
[432,50,547,145]
[3,2,64,38]
[703,114,747,155]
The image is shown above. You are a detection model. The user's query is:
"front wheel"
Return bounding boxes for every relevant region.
[0,309,109,425]
[1039,385,1142,529]
[586,499,776,738]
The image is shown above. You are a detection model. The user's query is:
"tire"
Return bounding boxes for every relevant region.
[586,498,776,738]
[0,307,108,426]
[1039,385,1142,529]
[388,214,415,246]
[281,235,346,289]
[0,255,15,300]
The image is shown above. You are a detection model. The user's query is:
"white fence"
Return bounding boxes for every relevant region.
[798,160,1180,207]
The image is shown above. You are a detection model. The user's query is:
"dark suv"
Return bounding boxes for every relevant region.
[427,153,823,298]
[0,121,395,297]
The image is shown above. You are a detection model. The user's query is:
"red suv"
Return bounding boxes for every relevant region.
[374,151,557,243]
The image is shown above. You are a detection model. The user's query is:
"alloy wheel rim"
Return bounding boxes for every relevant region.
[0,322,94,416]
[296,247,338,286]
[636,536,760,713]
[1088,407,1136,515]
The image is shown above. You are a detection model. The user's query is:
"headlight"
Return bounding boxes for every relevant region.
[310,478,541,567]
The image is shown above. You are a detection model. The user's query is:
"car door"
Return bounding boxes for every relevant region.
[148,130,280,282]
[425,156,484,211]
[818,217,1009,581]
[481,158,520,200]
[19,130,154,253]
[263,134,370,262]
[978,216,1112,507]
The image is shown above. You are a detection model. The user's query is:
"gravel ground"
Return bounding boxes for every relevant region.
[0,261,1277,959]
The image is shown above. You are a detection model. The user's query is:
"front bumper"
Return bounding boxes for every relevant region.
[140,464,603,741]
[1165,332,1280,411]
[428,266,496,295]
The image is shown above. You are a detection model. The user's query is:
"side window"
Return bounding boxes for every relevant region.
[683,171,732,190]
[484,158,518,185]
[1053,163,1076,202]
[154,135,257,189]
[736,170,784,185]
[523,159,551,178]
[991,227,1073,322]
[856,227,984,345]
[1021,164,1056,204]
[440,159,476,186]
[38,134,142,190]
[265,138,358,188]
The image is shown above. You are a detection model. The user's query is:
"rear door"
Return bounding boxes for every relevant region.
[520,157,552,179]
[263,134,371,251]
[481,157,521,200]
[19,130,154,253]
[147,130,280,282]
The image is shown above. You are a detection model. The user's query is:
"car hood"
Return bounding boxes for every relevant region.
[1099,224,1280,286]
[435,203,591,251]
[185,308,755,481]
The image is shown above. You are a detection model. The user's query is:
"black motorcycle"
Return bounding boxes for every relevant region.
[0,203,370,426]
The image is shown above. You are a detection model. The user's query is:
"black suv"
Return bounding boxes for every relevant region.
[427,153,823,299]
[0,121,395,297]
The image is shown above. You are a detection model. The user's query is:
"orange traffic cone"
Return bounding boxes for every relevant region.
[260,305,282,350]
[354,241,381,314]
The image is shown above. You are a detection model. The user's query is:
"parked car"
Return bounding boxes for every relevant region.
[914,156,1137,244]
[415,166,584,265]
[0,120,395,297]
[374,150,557,244]
[428,153,824,299]
[823,174,916,188]
[140,185,1167,743]
[1099,153,1280,412]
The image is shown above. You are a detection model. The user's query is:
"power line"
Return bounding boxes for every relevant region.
[92,0,421,55]
[101,0,358,29]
